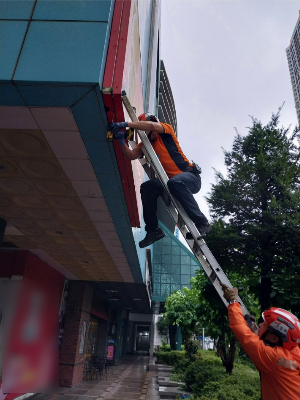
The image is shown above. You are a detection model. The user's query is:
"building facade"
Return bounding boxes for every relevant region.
[0,0,201,394]
[286,10,300,124]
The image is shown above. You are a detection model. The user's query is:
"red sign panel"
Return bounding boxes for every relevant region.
[2,281,58,394]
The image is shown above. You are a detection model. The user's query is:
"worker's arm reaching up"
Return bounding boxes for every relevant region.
[128,120,164,133]
[108,120,164,135]
[108,120,165,161]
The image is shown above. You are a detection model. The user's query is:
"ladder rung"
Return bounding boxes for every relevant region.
[209,270,217,283]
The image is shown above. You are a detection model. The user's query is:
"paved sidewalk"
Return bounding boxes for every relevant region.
[36,356,159,400]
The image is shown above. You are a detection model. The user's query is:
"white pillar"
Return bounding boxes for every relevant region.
[149,313,155,356]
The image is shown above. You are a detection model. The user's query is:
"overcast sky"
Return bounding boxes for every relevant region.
[161,0,299,221]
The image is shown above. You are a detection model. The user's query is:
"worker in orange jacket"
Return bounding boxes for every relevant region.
[221,283,300,400]
[108,114,211,248]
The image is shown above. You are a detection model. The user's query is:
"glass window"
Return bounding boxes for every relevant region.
[171,271,181,285]
[191,264,198,275]
[181,274,191,285]
[155,263,162,273]
[161,274,171,283]
[172,254,181,264]
[162,263,172,273]
[181,255,190,265]
[153,283,160,295]
[172,264,180,274]
[162,245,171,255]
[172,246,181,255]
[171,274,181,284]
[181,264,191,274]
[154,252,161,263]
[161,284,170,296]
[162,254,171,264]
[162,236,172,245]
[152,224,201,299]
[171,283,181,292]
[79,320,87,355]
[86,319,99,357]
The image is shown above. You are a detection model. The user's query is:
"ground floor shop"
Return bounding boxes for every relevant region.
[0,250,157,392]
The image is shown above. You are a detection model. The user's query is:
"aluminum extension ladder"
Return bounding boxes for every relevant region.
[121,91,249,316]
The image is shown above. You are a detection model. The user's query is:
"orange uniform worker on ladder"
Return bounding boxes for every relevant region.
[108,113,211,248]
[221,283,300,400]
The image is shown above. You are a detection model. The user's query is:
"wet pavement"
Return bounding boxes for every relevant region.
[35,356,159,400]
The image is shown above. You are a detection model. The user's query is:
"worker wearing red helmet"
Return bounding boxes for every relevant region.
[108,113,211,248]
[221,283,300,400]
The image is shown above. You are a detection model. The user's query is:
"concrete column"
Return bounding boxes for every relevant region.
[114,309,122,362]
[175,326,182,350]
[121,311,130,356]
[0,217,7,248]
[59,282,93,387]
[149,313,155,356]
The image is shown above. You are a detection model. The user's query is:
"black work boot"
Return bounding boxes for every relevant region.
[139,228,165,248]
[186,222,212,240]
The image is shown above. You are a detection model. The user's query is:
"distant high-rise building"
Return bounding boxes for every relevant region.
[286,11,300,124]
[157,60,178,136]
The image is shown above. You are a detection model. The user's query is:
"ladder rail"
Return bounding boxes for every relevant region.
[121,92,249,316]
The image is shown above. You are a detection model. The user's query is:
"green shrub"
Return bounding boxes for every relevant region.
[158,349,261,400]
[194,366,261,400]
[159,340,172,352]
[234,354,256,370]
[156,350,186,367]
[185,338,200,362]
[185,357,224,392]
[184,351,260,400]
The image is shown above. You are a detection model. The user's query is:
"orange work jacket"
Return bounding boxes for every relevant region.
[228,302,300,400]
[136,122,193,178]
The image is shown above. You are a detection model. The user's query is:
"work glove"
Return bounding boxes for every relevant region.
[108,122,128,135]
[114,131,126,146]
[220,282,238,302]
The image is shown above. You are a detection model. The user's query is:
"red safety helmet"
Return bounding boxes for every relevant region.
[138,112,159,123]
[262,307,300,351]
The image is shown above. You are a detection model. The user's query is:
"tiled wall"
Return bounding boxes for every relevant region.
[0,0,114,83]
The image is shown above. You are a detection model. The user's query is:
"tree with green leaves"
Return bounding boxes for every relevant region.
[156,315,169,342]
[191,270,259,374]
[206,110,300,314]
[164,287,199,353]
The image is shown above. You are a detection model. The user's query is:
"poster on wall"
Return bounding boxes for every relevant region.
[106,345,114,360]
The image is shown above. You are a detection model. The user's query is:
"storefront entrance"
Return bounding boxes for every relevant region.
[136,325,150,353]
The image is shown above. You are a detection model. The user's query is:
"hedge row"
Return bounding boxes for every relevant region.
[156,350,261,400]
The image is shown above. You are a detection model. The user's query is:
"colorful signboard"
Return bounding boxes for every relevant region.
[106,345,114,360]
